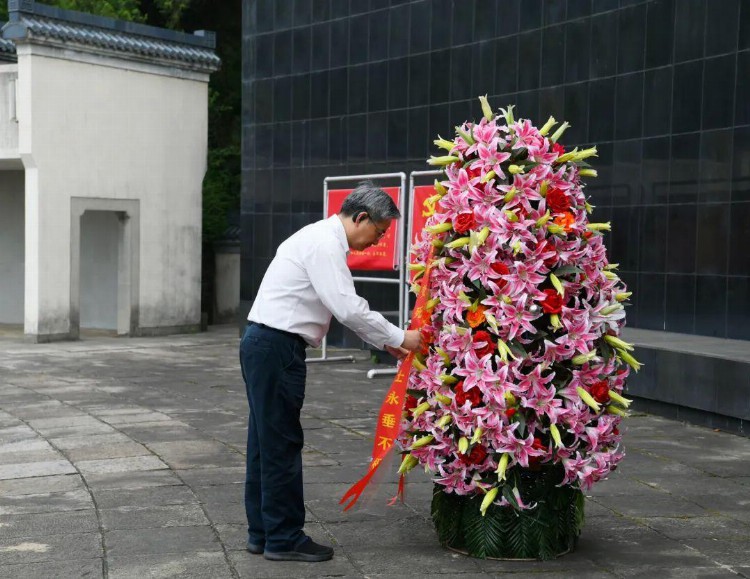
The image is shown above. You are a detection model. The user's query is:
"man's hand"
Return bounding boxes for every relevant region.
[400,329,423,352]
[385,345,410,360]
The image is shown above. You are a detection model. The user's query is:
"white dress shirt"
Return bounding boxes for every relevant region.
[248,215,405,349]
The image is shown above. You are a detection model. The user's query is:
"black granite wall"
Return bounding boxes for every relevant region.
[241,0,750,345]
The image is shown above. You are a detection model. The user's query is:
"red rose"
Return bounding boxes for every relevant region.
[454,381,482,407]
[466,164,482,180]
[539,288,563,314]
[453,212,477,234]
[471,330,495,358]
[552,142,565,156]
[531,437,546,451]
[460,445,488,465]
[490,262,509,290]
[590,380,611,404]
[504,407,517,419]
[546,188,571,214]
[537,241,558,268]
[404,395,418,412]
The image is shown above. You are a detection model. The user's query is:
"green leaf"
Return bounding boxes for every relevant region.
[461,495,508,558]
[553,264,584,277]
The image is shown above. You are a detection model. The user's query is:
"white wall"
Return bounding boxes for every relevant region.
[79,210,118,329]
[0,170,24,323]
[214,250,240,323]
[16,44,210,338]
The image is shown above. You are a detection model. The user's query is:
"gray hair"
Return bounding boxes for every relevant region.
[339,180,401,222]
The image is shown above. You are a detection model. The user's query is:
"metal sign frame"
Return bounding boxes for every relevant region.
[307,172,407,364]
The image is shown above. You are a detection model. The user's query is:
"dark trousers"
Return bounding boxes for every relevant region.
[239,323,307,552]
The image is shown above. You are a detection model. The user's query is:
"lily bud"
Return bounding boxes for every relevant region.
[485,313,499,334]
[603,271,619,281]
[539,116,557,136]
[579,169,598,177]
[550,121,570,143]
[500,105,515,126]
[427,155,460,166]
[435,346,451,365]
[495,453,510,481]
[439,374,459,385]
[547,223,565,235]
[605,405,629,418]
[501,295,512,304]
[572,350,597,365]
[604,335,634,351]
[496,339,511,362]
[604,263,619,270]
[407,263,425,272]
[576,386,602,413]
[411,401,431,418]
[425,297,440,310]
[600,304,623,316]
[431,239,444,248]
[411,434,434,449]
[412,357,427,372]
[608,390,632,408]
[550,313,563,329]
[585,201,594,214]
[550,423,563,448]
[503,392,517,406]
[535,210,552,227]
[436,414,453,428]
[458,437,469,454]
[576,146,598,160]
[425,222,453,234]
[434,179,447,196]
[456,125,475,145]
[481,170,496,184]
[617,348,642,372]
[470,427,483,445]
[508,164,525,175]
[445,237,471,249]
[457,291,472,304]
[587,222,611,232]
[398,454,419,474]
[615,291,632,302]
[433,136,455,151]
[550,273,565,296]
[555,147,579,164]
[480,487,499,517]
[410,282,420,294]
[504,210,519,223]
[435,393,452,405]
[479,95,494,121]
[511,240,522,256]
[503,187,517,203]
[540,180,549,197]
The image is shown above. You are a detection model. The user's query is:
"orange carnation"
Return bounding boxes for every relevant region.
[465,305,487,328]
[553,211,576,233]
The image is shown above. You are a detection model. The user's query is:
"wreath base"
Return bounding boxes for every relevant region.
[431,476,584,561]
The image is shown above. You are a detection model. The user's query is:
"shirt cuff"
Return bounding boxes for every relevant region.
[384,327,405,349]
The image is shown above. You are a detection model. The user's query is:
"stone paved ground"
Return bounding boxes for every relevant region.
[0,325,748,578]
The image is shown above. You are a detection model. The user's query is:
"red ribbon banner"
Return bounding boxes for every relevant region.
[339,248,436,512]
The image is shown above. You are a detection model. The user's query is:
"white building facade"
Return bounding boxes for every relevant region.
[0,0,219,342]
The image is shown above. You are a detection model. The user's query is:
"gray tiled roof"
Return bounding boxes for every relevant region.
[1,2,220,72]
[0,25,15,59]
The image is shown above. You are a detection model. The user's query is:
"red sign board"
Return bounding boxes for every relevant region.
[327,187,401,271]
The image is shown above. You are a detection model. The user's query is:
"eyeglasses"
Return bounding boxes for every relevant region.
[368,217,388,239]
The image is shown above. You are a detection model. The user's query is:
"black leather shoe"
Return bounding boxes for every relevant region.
[246,540,264,555]
[264,537,334,562]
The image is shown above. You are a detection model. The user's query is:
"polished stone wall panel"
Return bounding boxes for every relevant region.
[242,0,750,345]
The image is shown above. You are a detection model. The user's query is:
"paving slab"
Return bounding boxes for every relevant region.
[1,326,749,578]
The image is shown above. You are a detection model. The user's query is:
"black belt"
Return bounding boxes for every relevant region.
[250,322,307,347]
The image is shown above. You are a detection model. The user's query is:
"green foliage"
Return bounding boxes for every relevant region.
[37,0,145,21]
[431,479,585,561]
